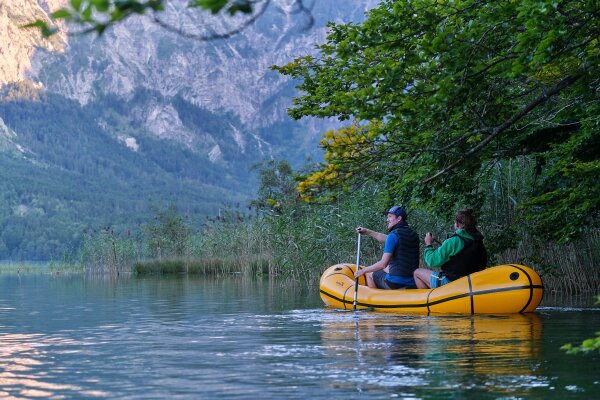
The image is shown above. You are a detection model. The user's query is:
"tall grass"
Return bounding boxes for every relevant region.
[80,194,600,293]
[133,258,271,276]
[496,232,600,294]
[79,157,599,293]
[77,190,390,278]
[479,156,599,293]
[257,187,407,279]
[184,216,276,275]
[0,261,82,275]
[79,229,143,275]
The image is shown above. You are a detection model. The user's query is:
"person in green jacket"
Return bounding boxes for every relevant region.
[414,208,487,289]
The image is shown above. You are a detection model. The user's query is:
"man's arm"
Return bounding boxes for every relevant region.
[355,252,392,278]
[356,227,387,244]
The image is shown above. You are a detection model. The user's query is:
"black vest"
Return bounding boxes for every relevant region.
[388,222,420,277]
[441,230,487,281]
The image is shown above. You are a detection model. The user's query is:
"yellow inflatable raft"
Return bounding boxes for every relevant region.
[319,264,543,314]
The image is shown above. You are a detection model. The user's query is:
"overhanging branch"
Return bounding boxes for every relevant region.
[153,0,271,41]
[422,72,584,184]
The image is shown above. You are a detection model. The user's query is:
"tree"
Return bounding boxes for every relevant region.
[274,0,600,241]
[251,160,298,213]
[143,204,191,258]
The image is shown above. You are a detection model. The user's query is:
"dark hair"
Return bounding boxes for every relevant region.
[455,208,477,232]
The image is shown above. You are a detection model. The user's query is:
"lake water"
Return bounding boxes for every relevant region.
[0,273,598,399]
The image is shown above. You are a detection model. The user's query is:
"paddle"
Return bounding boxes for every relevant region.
[353,232,361,312]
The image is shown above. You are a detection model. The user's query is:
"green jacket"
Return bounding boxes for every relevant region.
[423,229,474,269]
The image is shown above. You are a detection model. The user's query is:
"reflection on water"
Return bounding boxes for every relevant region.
[318,313,545,396]
[0,333,109,398]
[0,274,598,399]
[322,313,542,372]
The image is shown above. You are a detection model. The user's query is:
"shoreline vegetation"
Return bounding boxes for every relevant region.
[2,161,599,294]
[1,160,598,295]
[89,223,600,295]
[81,159,600,294]
[0,261,82,275]
[2,226,598,296]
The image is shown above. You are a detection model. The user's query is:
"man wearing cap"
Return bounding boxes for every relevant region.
[354,206,420,289]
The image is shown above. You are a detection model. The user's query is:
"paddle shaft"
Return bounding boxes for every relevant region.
[353,233,361,312]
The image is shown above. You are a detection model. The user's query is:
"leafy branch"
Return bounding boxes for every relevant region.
[24,0,313,40]
[422,72,584,183]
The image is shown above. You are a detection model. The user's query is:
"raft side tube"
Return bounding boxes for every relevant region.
[319,263,544,314]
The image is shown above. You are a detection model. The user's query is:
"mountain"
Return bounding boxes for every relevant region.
[0,0,376,260]
[0,0,67,84]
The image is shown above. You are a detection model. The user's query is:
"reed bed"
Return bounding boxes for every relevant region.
[0,261,83,275]
[80,229,143,276]
[497,231,600,294]
[133,256,272,276]
[76,157,599,294]
[0,262,45,274]
[77,200,599,293]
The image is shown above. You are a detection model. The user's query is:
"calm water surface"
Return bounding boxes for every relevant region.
[0,273,598,399]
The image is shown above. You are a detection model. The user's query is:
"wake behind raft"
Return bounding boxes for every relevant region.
[319,264,544,314]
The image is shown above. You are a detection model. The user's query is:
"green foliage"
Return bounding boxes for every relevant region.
[274,0,600,243]
[525,117,600,240]
[250,160,297,212]
[26,0,256,36]
[250,160,400,276]
[562,295,600,354]
[228,159,600,282]
[80,228,142,273]
[561,335,600,354]
[143,204,191,258]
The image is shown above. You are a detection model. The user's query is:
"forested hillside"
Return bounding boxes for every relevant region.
[0,88,251,260]
[0,1,377,261]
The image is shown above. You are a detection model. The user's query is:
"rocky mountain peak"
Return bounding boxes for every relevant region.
[0,0,67,85]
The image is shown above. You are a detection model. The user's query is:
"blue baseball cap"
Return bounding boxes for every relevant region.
[383,206,407,218]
